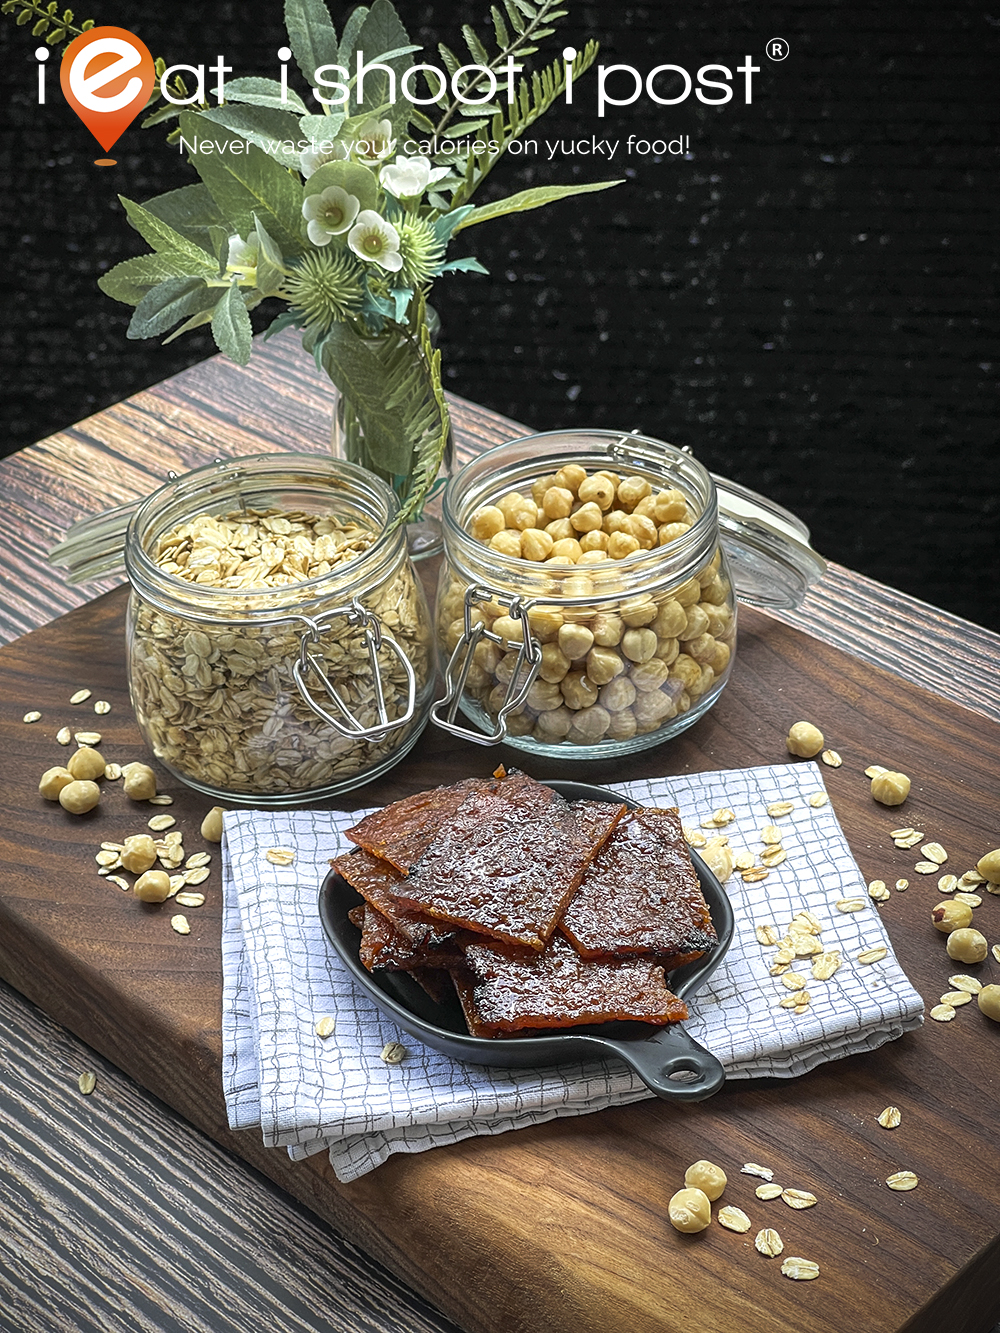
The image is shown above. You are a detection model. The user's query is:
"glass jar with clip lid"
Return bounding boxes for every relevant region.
[123,454,434,804]
[431,429,825,759]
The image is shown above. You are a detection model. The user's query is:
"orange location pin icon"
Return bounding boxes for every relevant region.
[60,27,155,165]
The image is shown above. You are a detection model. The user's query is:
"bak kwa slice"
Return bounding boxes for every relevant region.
[399,790,625,950]
[331,849,455,950]
[352,902,462,973]
[343,771,546,873]
[452,934,689,1036]
[561,806,718,961]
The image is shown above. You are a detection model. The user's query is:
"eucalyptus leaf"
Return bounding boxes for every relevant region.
[431,205,475,244]
[179,111,306,257]
[127,276,220,339]
[438,256,489,275]
[211,281,253,365]
[200,104,304,169]
[284,0,339,90]
[392,286,414,322]
[222,76,309,115]
[338,5,369,68]
[453,179,623,231]
[260,309,303,341]
[303,159,378,213]
[119,196,221,273]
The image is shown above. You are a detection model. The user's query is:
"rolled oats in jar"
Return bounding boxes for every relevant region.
[431,431,739,758]
[124,455,434,803]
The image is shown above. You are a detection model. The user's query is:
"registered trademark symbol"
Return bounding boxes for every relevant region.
[766,37,790,60]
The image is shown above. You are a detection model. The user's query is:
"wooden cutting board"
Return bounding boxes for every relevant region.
[0,585,997,1333]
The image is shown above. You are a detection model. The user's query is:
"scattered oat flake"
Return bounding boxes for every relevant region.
[315,1016,335,1038]
[756,1183,784,1201]
[877,1106,901,1129]
[868,880,891,902]
[790,935,823,959]
[921,842,948,864]
[774,947,795,965]
[94,700,111,715]
[147,794,174,806]
[104,763,122,780]
[701,807,736,828]
[913,862,939,875]
[993,945,1000,964]
[168,876,185,897]
[74,732,102,746]
[890,827,919,839]
[148,814,176,831]
[811,951,841,981]
[761,824,782,845]
[683,827,707,848]
[107,875,130,891]
[929,1004,956,1022]
[742,1163,775,1181]
[808,792,829,808]
[69,689,92,704]
[755,1228,784,1257]
[184,867,210,886]
[78,1071,96,1095]
[186,852,211,869]
[935,874,957,893]
[941,990,972,1007]
[735,851,756,871]
[56,726,72,745]
[955,892,982,907]
[820,749,842,767]
[959,870,986,886]
[175,892,205,909]
[779,992,811,1009]
[781,972,807,991]
[761,847,788,867]
[755,924,780,946]
[380,1041,406,1064]
[781,1257,819,1281]
[886,1171,918,1192]
[766,801,795,817]
[266,848,295,866]
[836,898,866,913]
[948,974,982,995]
[769,962,791,976]
[718,1206,752,1233]
[95,851,119,867]
[742,868,770,883]
[857,946,888,964]
[782,1189,817,1210]
[170,914,191,935]
[791,910,822,933]
[895,834,923,850]
[865,765,888,779]
[22,710,41,723]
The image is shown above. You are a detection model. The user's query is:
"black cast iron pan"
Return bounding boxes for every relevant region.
[318,781,733,1101]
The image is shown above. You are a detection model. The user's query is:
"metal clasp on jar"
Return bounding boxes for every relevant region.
[292,599,417,742]
[430,585,542,745]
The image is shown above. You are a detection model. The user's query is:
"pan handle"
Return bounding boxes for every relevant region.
[594,1025,726,1101]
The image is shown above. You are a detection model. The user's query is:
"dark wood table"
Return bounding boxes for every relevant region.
[0,332,998,1333]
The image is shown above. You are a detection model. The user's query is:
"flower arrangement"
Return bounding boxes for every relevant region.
[93,0,620,524]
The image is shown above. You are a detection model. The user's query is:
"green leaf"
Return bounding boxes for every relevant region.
[448,119,490,136]
[119,196,221,272]
[454,179,623,232]
[260,309,303,341]
[127,277,220,339]
[350,0,414,135]
[338,4,369,67]
[461,25,491,67]
[211,281,253,364]
[162,308,218,343]
[222,76,309,116]
[141,103,181,129]
[32,19,49,36]
[303,159,378,213]
[179,111,306,257]
[408,108,437,132]
[432,205,475,243]
[299,111,347,141]
[439,256,489,275]
[200,103,304,168]
[437,43,461,78]
[503,0,526,35]
[252,215,289,295]
[141,183,227,251]
[284,0,339,90]
[491,6,510,49]
[98,253,205,306]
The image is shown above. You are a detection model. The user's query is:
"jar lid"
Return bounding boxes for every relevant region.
[712,474,827,610]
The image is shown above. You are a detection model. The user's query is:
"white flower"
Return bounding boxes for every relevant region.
[299,139,349,180]
[353,118,395,164]
[302,187,361,246]
[225,235,258,271]
[347,210,403,272]
[380,154,451,199]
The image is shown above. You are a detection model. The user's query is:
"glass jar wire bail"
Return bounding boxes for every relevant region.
[431,585,542,745]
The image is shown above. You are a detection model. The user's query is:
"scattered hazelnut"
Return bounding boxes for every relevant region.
[786,721,824,758]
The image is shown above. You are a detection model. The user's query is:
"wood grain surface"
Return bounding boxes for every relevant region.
[0,584,997,1333]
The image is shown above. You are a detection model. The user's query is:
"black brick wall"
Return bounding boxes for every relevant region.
[2,1,997,629]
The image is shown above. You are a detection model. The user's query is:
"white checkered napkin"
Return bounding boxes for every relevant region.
[220,764,924,1184]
